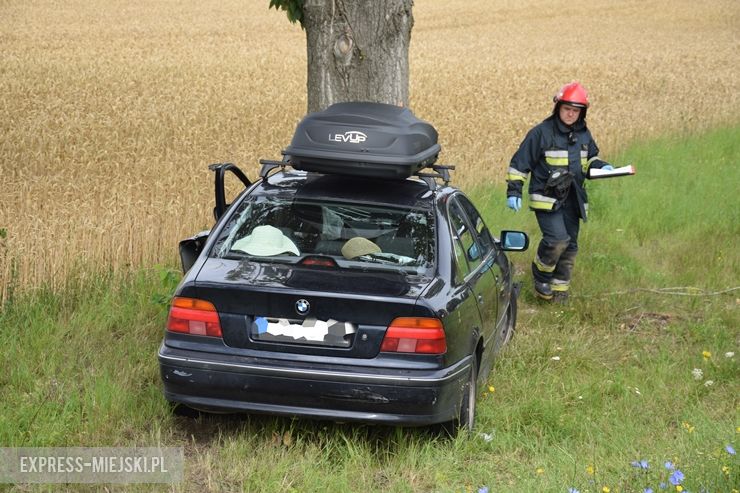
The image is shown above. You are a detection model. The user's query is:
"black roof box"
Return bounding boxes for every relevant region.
[282,102,440,179]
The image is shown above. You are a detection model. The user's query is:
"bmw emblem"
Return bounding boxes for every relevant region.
[295,299,310,316]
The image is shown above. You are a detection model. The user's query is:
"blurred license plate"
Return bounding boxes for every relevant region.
[250,316,356,347]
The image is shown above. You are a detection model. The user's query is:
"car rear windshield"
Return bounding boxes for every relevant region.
[211,196,435,273]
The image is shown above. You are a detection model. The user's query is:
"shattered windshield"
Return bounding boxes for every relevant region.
[211,195,435,272]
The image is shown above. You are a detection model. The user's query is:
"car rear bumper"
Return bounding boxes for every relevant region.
[158,343,471,426]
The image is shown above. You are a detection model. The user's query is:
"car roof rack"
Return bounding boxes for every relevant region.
[258,159,288,180]
[259,159,454,191]
[415,164,455,190]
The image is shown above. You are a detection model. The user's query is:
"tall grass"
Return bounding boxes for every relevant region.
[1,127,737,492]
[2,0,739,302]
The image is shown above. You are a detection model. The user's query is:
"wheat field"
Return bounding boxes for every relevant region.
[1,0,738,302]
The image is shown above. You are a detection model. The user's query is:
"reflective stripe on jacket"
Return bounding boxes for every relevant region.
[505,115,611,220]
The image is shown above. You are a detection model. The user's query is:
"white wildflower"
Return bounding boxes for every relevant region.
[479,432,494,443]
[551,356,560,361]
[704,380,714,387]
[725,352,735,358]
[691,368,703,380]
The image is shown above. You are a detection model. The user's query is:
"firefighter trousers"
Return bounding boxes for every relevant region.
[532,194,580,293]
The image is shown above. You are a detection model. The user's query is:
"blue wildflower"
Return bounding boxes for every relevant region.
[644,488,654,493]
[726,444,736,455]
[659,483,667,490]
[478,488,489,493]
[664,461,675,471]
[631,459,649,469]
[669,469,685,485]
[568,488,580,493]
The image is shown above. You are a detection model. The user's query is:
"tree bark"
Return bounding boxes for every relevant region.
[302,0,414,113]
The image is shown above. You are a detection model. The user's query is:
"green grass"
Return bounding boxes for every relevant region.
[1,127,738,492]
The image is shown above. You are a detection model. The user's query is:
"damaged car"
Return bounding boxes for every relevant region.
[158,102,528,432]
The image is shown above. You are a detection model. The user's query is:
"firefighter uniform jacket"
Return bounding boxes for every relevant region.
[506,115,610,220]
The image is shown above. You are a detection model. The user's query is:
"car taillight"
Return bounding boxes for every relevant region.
[380,317,446,354]
[166,297,222,337]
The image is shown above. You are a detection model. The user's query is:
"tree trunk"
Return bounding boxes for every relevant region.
[302,0,414,113]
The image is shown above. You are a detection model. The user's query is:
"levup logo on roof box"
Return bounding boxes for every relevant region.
[329,131,368,144]
[283,102,440,180]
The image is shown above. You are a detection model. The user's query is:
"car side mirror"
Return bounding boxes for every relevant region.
[179,230,210,273]
[467,242,481,262]
[499,230,529,251]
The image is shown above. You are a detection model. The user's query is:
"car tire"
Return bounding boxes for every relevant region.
[440,353,478,437]
[500,294,518,347]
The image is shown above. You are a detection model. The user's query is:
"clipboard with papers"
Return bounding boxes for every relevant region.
[588,164,636,179]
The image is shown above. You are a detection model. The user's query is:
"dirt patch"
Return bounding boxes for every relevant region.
[620,311,676,331]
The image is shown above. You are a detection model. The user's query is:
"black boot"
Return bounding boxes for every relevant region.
[534,281,553,301]
[552,290,569,304]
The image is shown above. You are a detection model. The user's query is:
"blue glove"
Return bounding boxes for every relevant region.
[602,165,614,171]
[507,196,522,212]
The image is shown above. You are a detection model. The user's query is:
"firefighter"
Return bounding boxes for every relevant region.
[505,82,614,302]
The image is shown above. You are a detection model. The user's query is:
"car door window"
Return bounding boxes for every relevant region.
[456,195,495,258]
[448,200,480,284]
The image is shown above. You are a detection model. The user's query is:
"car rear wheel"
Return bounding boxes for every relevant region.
[440,353,478,437]
[500,294,517,347]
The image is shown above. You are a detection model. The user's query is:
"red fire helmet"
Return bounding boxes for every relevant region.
[553,82,590,108]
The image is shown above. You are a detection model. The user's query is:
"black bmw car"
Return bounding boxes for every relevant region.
[159,103,528,432]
